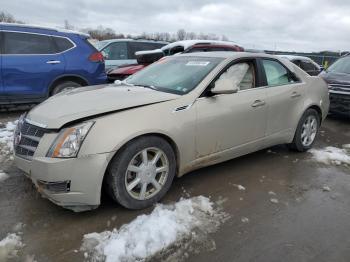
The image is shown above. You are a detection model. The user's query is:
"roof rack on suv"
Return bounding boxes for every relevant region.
[0,22,90,37]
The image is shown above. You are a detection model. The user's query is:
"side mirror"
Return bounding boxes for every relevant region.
[211,79,239,94]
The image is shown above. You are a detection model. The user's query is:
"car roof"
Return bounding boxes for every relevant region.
[189,44,239,49]
[277,54,313,62]
[178,51,276,59]
[99,39,168,44]
[0,22,90,37]
[161,40,241,51]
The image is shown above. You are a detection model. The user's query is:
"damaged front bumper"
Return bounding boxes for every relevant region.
[14,152,111,212]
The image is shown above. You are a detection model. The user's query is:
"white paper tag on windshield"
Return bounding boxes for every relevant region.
[186,61,210,66]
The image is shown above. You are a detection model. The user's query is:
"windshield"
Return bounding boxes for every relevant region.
[125,56,223,94]
[327,56,350,74]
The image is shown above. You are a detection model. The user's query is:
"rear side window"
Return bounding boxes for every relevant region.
[262,59,296,86]
[53,37,74,52]
[4,32,55,54]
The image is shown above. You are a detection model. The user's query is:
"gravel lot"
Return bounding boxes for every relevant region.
[0,111,349,262]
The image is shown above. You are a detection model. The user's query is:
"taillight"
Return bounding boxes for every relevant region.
[89,52,104,62]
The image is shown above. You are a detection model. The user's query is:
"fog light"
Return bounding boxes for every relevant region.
[37,180,71,193]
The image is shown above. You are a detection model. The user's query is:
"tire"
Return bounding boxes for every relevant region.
[51,81,82,95]
[289,109,320,152]
[106,136,176,209]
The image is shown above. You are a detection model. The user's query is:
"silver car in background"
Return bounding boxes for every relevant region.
[14,52,329,211]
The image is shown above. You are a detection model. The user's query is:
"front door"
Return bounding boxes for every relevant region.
[195,59,268,159]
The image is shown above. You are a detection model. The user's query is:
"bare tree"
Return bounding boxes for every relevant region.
[64,19,74,30]
[0,11,23,23]
[221,35,229,41]
[177,29,186,41]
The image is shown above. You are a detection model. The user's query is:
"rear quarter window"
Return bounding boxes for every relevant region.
[53,37,74,52]
[128,42,165,59]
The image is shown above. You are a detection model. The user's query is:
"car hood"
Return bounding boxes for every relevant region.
[320,71,350,86]
[26,85,180,129]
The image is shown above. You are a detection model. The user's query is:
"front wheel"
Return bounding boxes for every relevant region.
[289,109,320,152]
[106,136,176,209]
[51,81,82,95]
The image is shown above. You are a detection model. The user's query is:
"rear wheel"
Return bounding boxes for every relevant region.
[106,136,176,209]
[51,81,82,95]
[289,109,320,152]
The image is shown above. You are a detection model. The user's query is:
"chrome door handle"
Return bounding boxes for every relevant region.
[46,60,61,64]
[291,92,301,98]
[251,100,266,107]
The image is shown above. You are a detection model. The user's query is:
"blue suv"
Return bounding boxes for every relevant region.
[0,23,107,104]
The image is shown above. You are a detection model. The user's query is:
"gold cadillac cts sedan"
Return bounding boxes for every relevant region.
[14,52,329,211]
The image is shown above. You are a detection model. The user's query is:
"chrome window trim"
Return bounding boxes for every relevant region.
[0,30,76,55]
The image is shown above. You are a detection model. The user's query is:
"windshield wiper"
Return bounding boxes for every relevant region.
[133,84,158,91]
[114,81,160,91]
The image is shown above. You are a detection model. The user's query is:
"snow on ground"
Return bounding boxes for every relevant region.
[309,146,350,166]
[81,196,227,262]
[0,121,17,156]
[0,171,9,182]
[232,184,246,191]
[241,217,249,223]
[270,198,279,204]
[0,233,24,261]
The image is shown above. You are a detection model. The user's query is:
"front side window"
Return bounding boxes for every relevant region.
[4,32,55,54]
[214,62,255,91]
[262,59,295,86]
[126,56,223,94]
[102,42,128,60]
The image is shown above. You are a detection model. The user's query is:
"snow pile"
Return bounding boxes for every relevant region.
[81,196,227,262]
[0,171,9,182]
[0,233,24,261]
[309,146,350,166]
[0,121,17,155]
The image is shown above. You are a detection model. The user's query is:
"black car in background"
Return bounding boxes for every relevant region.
[320,55,350,117]
[278,55,322,76]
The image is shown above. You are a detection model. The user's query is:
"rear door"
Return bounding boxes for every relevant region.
[261,58,305,138]
[2,31,65,99]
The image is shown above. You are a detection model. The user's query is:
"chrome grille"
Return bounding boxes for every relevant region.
[328,84,350,94]
[14,121,46,160]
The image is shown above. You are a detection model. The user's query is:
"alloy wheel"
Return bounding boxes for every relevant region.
[124,147,169,200]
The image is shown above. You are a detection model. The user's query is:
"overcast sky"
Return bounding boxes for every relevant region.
[2,0,350,52]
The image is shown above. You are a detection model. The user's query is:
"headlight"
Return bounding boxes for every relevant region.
[47,121,94,158]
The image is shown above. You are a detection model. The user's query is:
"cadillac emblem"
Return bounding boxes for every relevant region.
[14,131,22,146]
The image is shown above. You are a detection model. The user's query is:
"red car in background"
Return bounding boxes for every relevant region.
[107,40,244,82]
